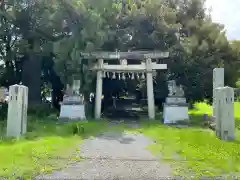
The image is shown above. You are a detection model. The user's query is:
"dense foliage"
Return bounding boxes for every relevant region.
[0,0,239,110]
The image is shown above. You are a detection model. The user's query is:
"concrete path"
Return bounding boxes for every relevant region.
[36,131,172,180]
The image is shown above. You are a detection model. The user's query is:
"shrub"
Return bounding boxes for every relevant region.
[0,102,8,120]
[28,103,58,118]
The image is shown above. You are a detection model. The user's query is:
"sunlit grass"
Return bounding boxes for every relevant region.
[0,117,107,179]
[188,102,213,116]
[189,101,240,119]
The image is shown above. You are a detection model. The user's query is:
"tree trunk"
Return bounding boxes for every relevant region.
[22,53,42,105]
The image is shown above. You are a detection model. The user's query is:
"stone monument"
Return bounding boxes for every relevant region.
[163,80,189,124]
[213,68,224,119]
[215,86,235,141]
[59,80,86,122]
[7,85,28,137]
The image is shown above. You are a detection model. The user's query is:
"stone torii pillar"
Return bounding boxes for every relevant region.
[95,59,103,119]
[146,58,155,120]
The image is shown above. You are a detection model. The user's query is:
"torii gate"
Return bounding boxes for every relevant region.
[82,51,169,120]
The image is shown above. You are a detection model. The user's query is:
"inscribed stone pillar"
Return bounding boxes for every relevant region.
[215,86,235,141]
[146,58,155,120]
[7,85,28,137]
[213,68,224,118]
[95,59,103,119]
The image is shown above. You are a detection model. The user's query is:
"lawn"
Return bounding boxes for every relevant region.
[136,102,240,178]
[1,102,240,178]
[0,116,107,179]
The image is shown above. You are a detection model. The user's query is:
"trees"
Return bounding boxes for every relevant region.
[0,0,238,110]
[0,0,66,105]
[165,0,240,102]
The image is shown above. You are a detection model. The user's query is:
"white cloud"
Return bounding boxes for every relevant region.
[205,0,240,40]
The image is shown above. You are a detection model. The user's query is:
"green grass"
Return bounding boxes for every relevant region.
[136,102,240,178]
[0,116,107,179]
[2,102,240,178]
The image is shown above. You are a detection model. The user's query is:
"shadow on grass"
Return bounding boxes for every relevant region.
[0,115,144,147]
[0,116,110,144]
[97,119,144,144]
[189,112,240,130]
[97,131,136,144]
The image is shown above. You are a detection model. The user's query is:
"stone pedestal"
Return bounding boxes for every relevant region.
[7,85,28,137]
[163,97,189,124]
[215,86,235,141]
[59,95,86,122]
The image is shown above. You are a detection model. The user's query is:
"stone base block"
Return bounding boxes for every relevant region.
[59,104,86,121]
[163,104,189,124]
[166,97,186,104]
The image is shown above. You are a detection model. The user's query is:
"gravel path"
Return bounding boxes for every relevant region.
[36,131,172,180]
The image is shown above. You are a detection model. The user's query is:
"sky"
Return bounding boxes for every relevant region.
[205,0,240,40]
